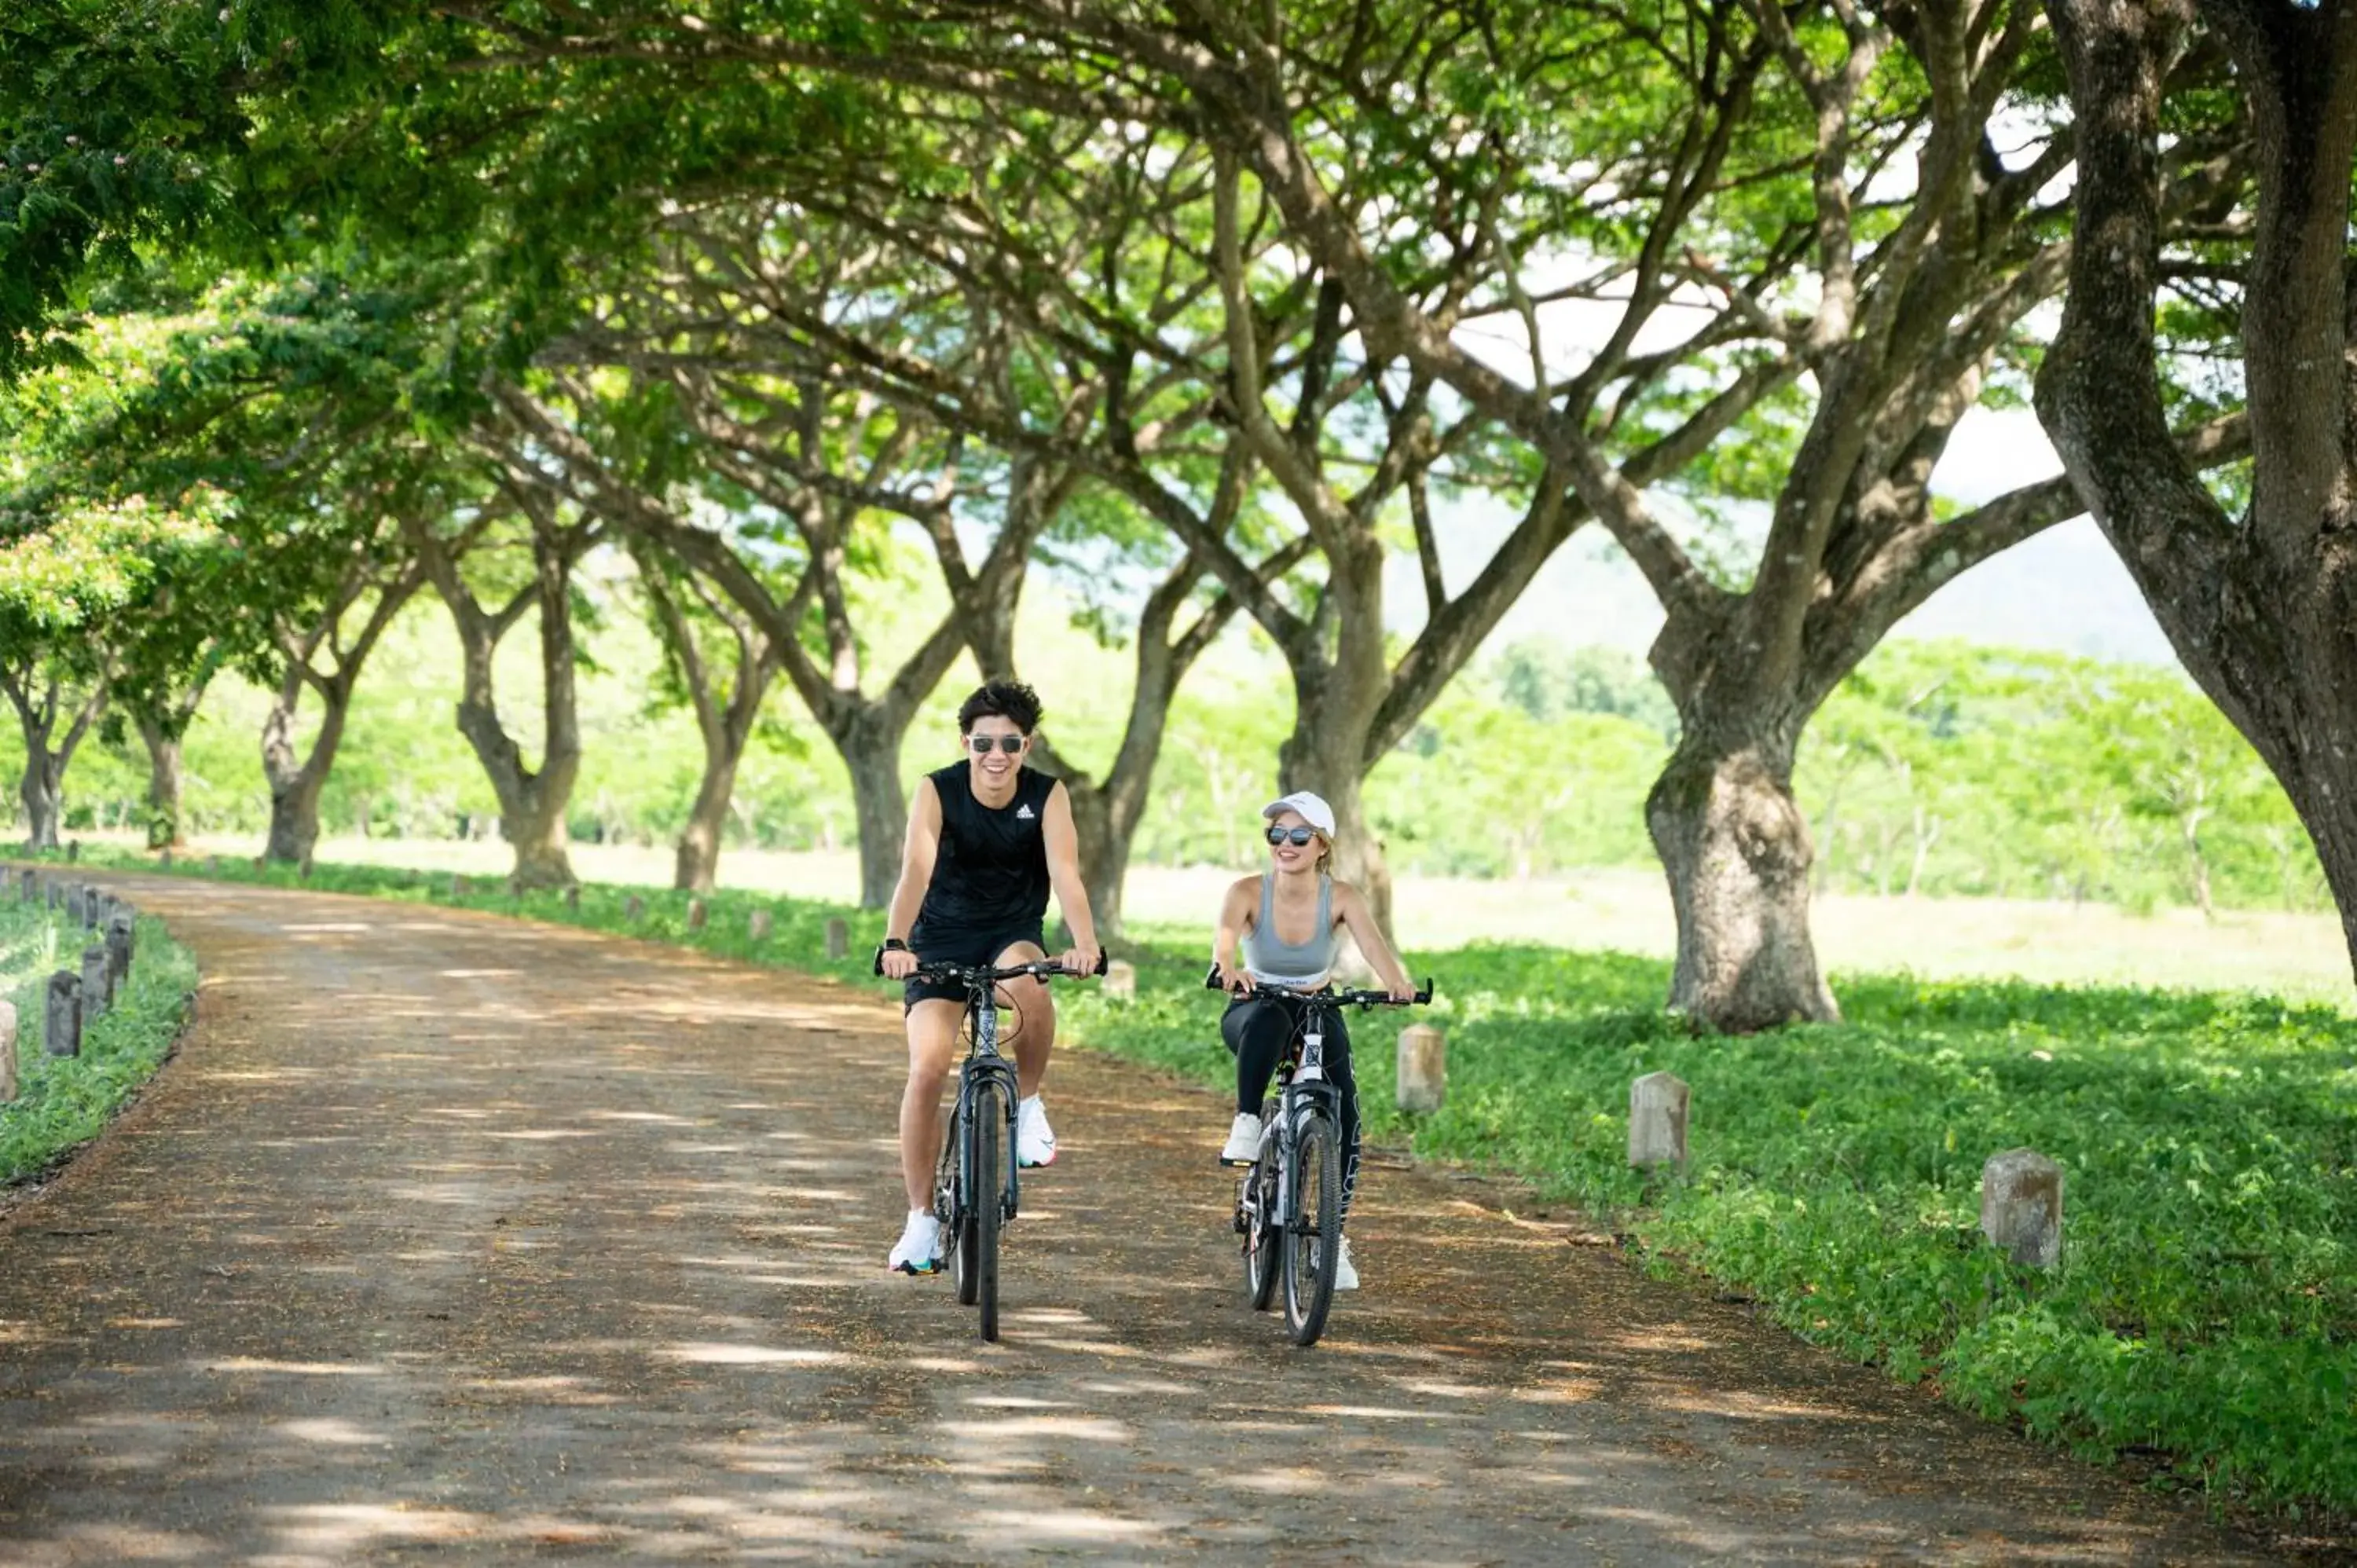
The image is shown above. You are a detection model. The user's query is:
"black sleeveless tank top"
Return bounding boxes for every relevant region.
[916,761,1055,932]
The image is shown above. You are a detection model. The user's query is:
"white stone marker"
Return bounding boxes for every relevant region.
[1103,959,1137,1000]
[825,918,849,961]
[0,999,18,1102]
[749,909,773,943]
[1397,1024,1446,1113]
[1981,1148,2063,1268]
[1629,1070,1690,1170]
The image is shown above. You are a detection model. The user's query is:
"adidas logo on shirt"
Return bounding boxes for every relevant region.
[1017,804,1036,819]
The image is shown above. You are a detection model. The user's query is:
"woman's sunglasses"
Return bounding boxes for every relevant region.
[1266,825,1321,847]
[967,735,1027,754]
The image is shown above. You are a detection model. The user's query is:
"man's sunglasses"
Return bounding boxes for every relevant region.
[1266,825,1321,846]
[967,735,1028,754]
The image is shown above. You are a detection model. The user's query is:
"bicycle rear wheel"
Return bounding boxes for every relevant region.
[1283,1112,1342,1346]
[1243,1153,1280,1310]
[969,1079,1009,1342]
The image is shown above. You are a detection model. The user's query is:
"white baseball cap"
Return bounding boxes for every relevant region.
[1261,790,1336,837]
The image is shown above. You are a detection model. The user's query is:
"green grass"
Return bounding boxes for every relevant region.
[1061,938,2357,1519]
[55,843,2357,1519]
[0,888,198,1186]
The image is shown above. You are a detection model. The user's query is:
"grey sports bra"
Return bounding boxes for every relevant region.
[1241,874,1338,984]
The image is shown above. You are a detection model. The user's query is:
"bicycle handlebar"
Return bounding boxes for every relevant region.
[1202,964,1433,1006]
[874,947,1113,982]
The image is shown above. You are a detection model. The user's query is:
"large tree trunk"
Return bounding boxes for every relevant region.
[135,716,185,850]
[502,783,578,889]
[634,542,777,896]
[2037,0,2357,980]
[841,714,911,910]
[1646,719,1839,1032]
[1274,537,1395,935]
[458,549,581,892]
[673,749,742,893]
[420,498,586,892]
[2,672,101,853]
[17,750,62,852]
[1277,720,1395,930]
[265,771,326,865]
[261,677,353,866]
[252,570,421,866]
[1062,785,1133,937]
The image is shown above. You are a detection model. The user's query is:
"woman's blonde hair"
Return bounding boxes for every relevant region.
[1315,833,1335,876]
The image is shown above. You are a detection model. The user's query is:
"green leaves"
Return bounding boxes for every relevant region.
[0,0,262,377]
[1802,641,2320,910]
[0,488,225,631]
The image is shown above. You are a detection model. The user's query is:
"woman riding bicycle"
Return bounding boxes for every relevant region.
[1210,790,1416,1290]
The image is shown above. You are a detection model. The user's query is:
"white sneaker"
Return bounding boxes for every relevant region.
[1220,1112,1262,1165]
[888,1211,942,1274]
[1017,1096,1057,1168]
[1332,1236,1359,1290]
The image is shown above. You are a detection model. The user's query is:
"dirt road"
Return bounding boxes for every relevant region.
[0,878,2277,1564]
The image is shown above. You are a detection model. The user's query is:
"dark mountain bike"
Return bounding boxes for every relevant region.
[882,949,1105,1342]
[1206,968,1432,1346]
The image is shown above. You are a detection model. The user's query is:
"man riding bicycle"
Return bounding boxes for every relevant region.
[879,680,1102,1274]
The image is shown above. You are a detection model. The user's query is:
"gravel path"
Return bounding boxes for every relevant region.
[0,877,2279,1564]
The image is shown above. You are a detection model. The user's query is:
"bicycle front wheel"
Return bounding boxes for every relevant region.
[1243,1154,1280,1311]
[1283,1112,1342,1346]
[969,1079,1009,1342]
[940,1100,976,1304]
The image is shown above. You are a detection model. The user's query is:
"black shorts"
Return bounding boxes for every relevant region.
[902,921,1048,1011]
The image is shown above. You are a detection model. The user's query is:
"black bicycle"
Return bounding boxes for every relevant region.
[1206,968,1432,1346]
[881,948,1106,1341]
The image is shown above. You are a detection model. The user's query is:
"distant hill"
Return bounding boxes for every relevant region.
[1403,406,2181,669]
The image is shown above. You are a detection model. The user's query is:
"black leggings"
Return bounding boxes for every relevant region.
[1222,994,1361,1222]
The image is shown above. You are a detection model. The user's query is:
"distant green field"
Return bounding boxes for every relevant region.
[52,842,2357,1519]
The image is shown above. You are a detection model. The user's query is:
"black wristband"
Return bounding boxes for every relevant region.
[882,937,909,952]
